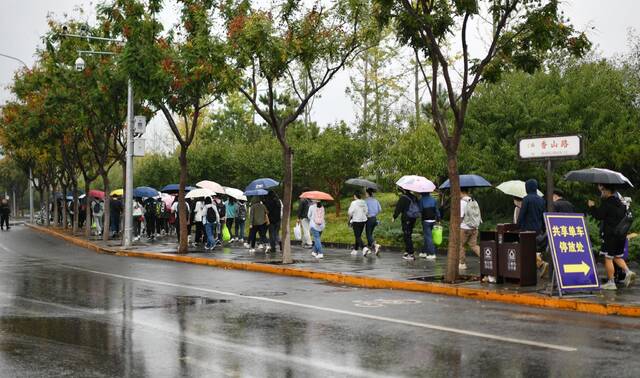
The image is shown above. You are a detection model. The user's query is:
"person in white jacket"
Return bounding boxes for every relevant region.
[348,191,369,256]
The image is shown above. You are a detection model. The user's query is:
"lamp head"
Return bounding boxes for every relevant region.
[75,56,85,71]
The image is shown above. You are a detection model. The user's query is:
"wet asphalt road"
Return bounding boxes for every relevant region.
[0,226,639,377]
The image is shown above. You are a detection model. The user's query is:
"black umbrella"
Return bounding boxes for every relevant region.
[345,178,379,190]
[564,168,633,187]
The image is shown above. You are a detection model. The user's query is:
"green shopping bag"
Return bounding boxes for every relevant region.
[222,224,231,242]
[432,225,443,246]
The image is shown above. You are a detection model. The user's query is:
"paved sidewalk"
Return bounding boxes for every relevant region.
[89,231,640,307]
[28,225,640,316]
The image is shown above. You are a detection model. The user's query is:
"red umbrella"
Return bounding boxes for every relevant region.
[88,189,105,200]
[299,191,334,201]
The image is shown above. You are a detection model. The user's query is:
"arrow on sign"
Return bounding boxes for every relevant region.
[563,261,591,276]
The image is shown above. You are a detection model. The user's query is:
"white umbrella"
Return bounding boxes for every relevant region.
[196,180,225,194]
[185,188,215,199]
[496,180,543,198]
[224,187,248,201]
[396,175,436,193]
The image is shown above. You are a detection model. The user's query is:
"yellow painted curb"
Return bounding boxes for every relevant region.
[26,224,640,318]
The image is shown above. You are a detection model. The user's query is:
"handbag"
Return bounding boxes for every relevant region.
[432,224,443,246]
[293,223,302,240]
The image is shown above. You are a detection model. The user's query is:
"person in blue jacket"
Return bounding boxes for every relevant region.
[419,192,440,260]
[517,179,547,276]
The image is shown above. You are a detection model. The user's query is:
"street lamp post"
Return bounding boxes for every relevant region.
[0,53,34,224]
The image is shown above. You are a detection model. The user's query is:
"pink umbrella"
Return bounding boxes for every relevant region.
[300,191,334,201]
[160,193,174,211]
[88,189,105,200]
[396,175,436,193]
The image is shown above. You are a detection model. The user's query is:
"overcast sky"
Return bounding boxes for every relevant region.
[1,0,638,146]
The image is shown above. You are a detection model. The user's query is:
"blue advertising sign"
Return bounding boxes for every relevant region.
[544,213,600,292]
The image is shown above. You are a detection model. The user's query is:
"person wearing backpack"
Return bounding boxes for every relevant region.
[225,197,238,242]
[91,199,104,236]
[348,191,369,256]
[308,200,326,259]
[247,197,269,253]
[203,196,219,250]
[144,198,158,240]
[236,200,247,244]
[589,184,636,290]
[393,188,420,261]
[459,188,482,270]
[419,192,440,260]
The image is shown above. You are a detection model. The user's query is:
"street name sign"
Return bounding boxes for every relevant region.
[518,135,582,160]
[544,213,600,293]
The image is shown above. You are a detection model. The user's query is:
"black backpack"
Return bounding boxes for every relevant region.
[614,208,633,238]
[92,202,101,214]
[206,206,218,223]
[145,200,157,216]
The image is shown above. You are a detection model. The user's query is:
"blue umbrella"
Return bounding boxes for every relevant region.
[244,189,269,197]
[245,178,279,192]
[161,184,195,193]
[439,174,491,190]
[134,186,160,198]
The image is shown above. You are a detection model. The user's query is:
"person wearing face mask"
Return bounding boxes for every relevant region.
[588,184,636,290]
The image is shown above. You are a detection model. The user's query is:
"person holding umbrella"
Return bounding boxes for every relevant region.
[419,191,440,260]
[308,200,326,259]
[364,188,382,256]
[247,196,269,253]
[459,188,482,270]
[393,188,420,261]
[588,184,636,290]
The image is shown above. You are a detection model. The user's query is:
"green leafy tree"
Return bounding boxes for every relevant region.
[224,0,374,263]
[375,0,591,281]
[102,0,233,253]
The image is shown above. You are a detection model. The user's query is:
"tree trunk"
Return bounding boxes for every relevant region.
[84,181,92,237]
[445,151,462,283]
[177,146,189,254]
[52,184,58,226]
[72,182,79,235]
[62,184,68,229]
[414,60,420,126]
[45,186,51,227]
[281,144,294,264]
[102,174,111,242]
[329,182,341,216]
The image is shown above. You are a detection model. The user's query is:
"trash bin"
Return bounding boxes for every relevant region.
[479,231,498,279]
[498,231,537,286]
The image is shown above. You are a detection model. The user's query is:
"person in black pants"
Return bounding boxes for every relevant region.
[393,188,418,260]
[264,191,282,253]
[0,199,10,230]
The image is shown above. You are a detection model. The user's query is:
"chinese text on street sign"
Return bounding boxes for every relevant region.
[544,213,600,292]
[519,135,581,159]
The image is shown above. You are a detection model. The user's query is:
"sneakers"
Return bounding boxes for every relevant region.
[248,248,256,254]
[374,244,381,256]
[243,242,250,249]
[362,247,370,257]
[602,281,617,290]
[304,243,313,249]
[265,246,272,253]
[458,263,468,270]
[418,253,427,258]
[623,271,637,288]
[426,254,436,260]
[402,253,415,261]
[350,249,358,256]
[312,251,323,259]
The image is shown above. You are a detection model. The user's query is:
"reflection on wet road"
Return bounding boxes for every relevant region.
[0,226,639,377]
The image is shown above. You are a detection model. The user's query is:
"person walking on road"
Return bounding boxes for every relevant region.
[225,197,238,242]
[247,197,269,253]
[297,192,313,248]
[393,188,420,261]
[552,189,575,213]
[517,179,548,276]
[236,200,247,243]
[364,188,382,256]
[348,191,369,256]
[589,184,636,290]
[0,199,10,230]
[459,188,482,271]
[203,197,219,251]
[264,191,283,253]
[91,199,104,236]
[308,200,326,259]
[419,192,440,260]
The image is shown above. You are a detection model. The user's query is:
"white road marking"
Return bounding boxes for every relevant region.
[61,264,578,352]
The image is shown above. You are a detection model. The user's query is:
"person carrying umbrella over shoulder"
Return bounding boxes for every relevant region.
[393,188,420,261]
[588,184,636,290]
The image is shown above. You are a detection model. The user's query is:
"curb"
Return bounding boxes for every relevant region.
[26,224,640,318]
